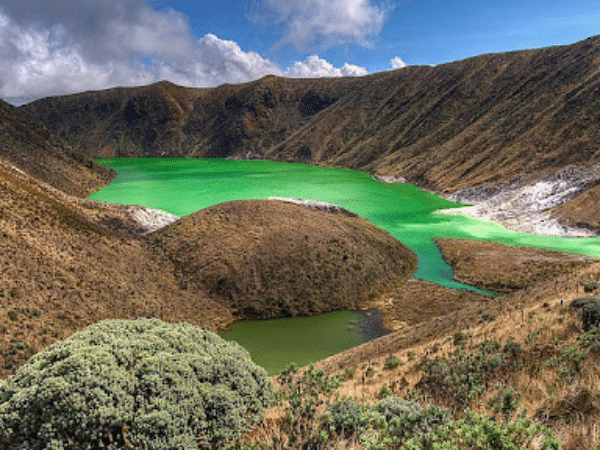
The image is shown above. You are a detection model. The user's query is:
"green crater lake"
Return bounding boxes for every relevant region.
[218,310,387,375]
[89,158,600,373]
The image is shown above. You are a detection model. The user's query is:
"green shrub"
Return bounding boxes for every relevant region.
[453,331,469,346]
[7,309,18,321]
[383,355,403,370]
[546,344,587,381]
[419,341,508,406]
[275,364,342,447]
[344,366,356,380]
[503,340,522,358]
[375,396,423,423]
[0,318,273,450]
[525,329,541,345]
[487,387,522,423]
[322,397,379,436]
[583,281,599,293]
[402,410,560,450]
[370,400,450,447]
[571,297,600,330]
[481,311,496,322]
[578,326,600,353]
[378,384,393,399]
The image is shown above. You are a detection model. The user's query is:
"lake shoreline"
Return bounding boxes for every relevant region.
[356,308,391,341]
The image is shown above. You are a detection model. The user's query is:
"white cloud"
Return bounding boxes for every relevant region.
[287,55,367,77]
[0,4,369,106]
[390,56,407,69]
[254,0,391,50]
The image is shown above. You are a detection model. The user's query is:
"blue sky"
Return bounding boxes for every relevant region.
[0,0,599,106]
[160,0,600,71]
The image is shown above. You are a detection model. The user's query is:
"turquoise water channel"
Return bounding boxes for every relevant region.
[89,158,600,373]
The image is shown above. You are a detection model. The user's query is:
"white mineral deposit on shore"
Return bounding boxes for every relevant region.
[127,206,180,234]
[268,197,347,213]
[436,166,600,237]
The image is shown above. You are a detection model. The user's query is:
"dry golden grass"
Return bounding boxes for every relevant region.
[436,238,596,293]
[293,248,600,449]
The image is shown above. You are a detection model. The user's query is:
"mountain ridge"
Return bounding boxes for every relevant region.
[17,35,600,193]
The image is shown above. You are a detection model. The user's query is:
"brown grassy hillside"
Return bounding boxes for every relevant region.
[18,35,600,194]
[0,99,113,196]
[0,158,231,379]
[150,199,417,319]
[0,157,419,378]
[436,238,596,293]
[552,183,600,233]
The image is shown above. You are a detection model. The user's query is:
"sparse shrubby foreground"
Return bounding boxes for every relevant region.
[0,319,273,449]
[227,364,561,450]
[2,298,600,449]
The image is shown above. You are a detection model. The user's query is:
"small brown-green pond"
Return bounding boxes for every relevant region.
[219,309,388,375]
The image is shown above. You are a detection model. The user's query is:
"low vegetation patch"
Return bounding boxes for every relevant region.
[570,297,600,330]
[232,363,560,450]
[0,319,273,449]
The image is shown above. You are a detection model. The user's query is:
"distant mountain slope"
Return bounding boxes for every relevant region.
[18,35,600,193]
[0,99,113,197]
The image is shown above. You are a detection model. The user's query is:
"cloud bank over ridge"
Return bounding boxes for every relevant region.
[0,1,388,106]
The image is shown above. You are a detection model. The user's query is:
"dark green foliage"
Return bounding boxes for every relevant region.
[453,331,469,346]
[409,411,559,450]
[0,318,273,450]
[525,329,541,344]
[570,297,597,309]
[481,311,496,322]
[503,340,522,358]
[378,384,393,399]
[546,344,587,381]
[383,355,403,370]
[487,387,523,423]
[373,403,450,447]
[275,364,343,447]
[343,366,356,380]
[571,297,600,330]
[583,281,599,293]
[583,301,600,331]
[7,309,18,321]
[578,326,600,353]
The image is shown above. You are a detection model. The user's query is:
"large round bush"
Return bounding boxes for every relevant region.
[0,318,273,449]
